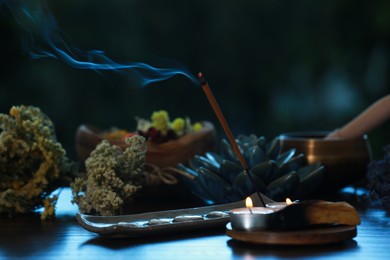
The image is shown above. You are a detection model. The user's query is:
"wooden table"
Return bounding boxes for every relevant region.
[1,188,390,259]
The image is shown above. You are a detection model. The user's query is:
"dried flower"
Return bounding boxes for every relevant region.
[193,122,203,132]
[172,117,185,136]
[136,110,203,143]
[134,117,152,133]
[41,196,58,220]
[71,135,146,216]
[367,145,390,208]
[0,105,75,219]
[151,110,170,134]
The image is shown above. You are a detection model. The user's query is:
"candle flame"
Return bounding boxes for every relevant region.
[246,197,253,209]
[286,198,293,205]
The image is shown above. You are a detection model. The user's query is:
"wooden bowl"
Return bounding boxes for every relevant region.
[75,121,217,168]
[278,131,372,191]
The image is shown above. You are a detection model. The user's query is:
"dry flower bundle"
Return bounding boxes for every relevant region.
[71,136,146,216]
[0,105,75,219]
[367,145,390,207]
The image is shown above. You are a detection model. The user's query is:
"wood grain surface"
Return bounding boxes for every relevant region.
[1,188,390,259]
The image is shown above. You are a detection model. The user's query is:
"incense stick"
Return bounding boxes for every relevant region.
[198,72,266,207]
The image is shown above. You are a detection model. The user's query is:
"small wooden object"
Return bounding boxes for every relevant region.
[302,201,360,226]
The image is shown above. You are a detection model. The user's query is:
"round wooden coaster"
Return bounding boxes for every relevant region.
[226,223,357,245]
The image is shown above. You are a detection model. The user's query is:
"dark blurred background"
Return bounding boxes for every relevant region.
[0,0,389,160]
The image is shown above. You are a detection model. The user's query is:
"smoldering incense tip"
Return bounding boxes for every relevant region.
[197,72,207,85]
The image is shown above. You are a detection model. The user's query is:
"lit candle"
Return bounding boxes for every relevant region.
[266,198,295,209]
[229,197,287,231]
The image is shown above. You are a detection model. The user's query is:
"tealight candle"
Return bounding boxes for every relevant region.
[229,197,290,231]
[266,198,295,209]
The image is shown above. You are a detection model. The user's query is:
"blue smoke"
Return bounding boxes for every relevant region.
[1,0,198,86]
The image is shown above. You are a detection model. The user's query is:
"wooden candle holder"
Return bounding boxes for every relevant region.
[227,200,360,245]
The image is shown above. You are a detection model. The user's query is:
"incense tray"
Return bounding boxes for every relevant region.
[76,193,272,237]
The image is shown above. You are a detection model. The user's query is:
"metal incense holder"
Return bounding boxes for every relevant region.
[229,200,360,231]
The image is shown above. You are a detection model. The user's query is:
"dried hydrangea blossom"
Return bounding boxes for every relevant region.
[72,136,146,216]
[0,105,75,219]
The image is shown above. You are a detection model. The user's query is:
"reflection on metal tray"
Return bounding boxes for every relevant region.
[76,193,273,237]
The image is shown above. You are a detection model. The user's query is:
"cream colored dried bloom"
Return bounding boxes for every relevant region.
[135,116,152,133]
[72,135,146,216]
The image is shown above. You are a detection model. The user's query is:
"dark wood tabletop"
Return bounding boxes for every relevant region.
[1,187,390,260]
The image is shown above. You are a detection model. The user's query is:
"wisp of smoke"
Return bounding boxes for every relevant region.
[0,0,197,86]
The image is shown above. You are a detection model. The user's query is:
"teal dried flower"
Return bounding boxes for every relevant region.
[71,135,146,216]
[179,134,324,204]
[0,105,75,219]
